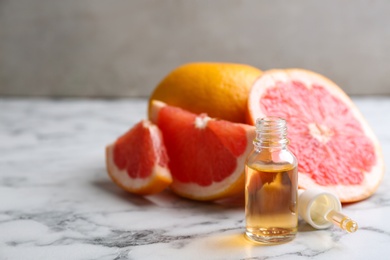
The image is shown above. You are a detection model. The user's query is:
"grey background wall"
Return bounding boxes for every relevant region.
[1,0,389,97]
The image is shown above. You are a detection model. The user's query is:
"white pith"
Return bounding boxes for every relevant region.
[195,115,211,129]
[308,122,334,144]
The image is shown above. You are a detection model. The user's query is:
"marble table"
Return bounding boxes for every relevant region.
[0,97,389,260]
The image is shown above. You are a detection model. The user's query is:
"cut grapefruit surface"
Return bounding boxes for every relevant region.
[150,100,256,201]
[106,120,172,195]
[247,69,384,202]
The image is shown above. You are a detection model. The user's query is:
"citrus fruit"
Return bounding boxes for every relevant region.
[105,120,172,195]
[148,62,262,123]
[247,69,384,203]
[150,100,256,201]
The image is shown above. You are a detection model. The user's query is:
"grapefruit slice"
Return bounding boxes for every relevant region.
[106,120,172,195]
[247,69,385,203]
[150,100,256,201]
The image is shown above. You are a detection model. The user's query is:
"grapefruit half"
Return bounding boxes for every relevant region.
[150,100,256,201]
[106,120,172,195]
[247,69,384,203]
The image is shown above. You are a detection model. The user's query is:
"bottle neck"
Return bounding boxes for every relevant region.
[254,117,289,149]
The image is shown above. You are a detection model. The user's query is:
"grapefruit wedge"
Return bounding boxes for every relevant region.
[247,69,384,203]
[150,100,256,201]
[106,120,172,195]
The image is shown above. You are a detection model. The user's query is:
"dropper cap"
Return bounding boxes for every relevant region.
[298,189,358,233]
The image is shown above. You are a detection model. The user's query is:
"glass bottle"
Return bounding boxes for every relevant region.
[245,117,298,244]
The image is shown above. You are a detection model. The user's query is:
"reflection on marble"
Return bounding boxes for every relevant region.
[0,97,389,260]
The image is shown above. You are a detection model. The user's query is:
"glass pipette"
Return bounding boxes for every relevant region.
[298,189,358,233]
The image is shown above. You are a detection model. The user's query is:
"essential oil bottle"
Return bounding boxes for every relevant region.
[245,117,298,244]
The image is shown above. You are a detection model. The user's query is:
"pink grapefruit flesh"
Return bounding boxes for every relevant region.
[247,69,384,203]
[150,100,256,201]
[106,120,172,195]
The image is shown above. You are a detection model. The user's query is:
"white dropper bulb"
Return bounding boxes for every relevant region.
[298,189,358,233]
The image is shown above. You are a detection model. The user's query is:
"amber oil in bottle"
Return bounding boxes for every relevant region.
[245,117,298,244]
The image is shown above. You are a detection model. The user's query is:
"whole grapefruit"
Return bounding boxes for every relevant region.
[148,62,262,123]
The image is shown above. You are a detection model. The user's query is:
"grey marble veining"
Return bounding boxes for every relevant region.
[0,97,389,260]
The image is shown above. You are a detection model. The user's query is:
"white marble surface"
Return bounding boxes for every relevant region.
[0,97,389,260]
